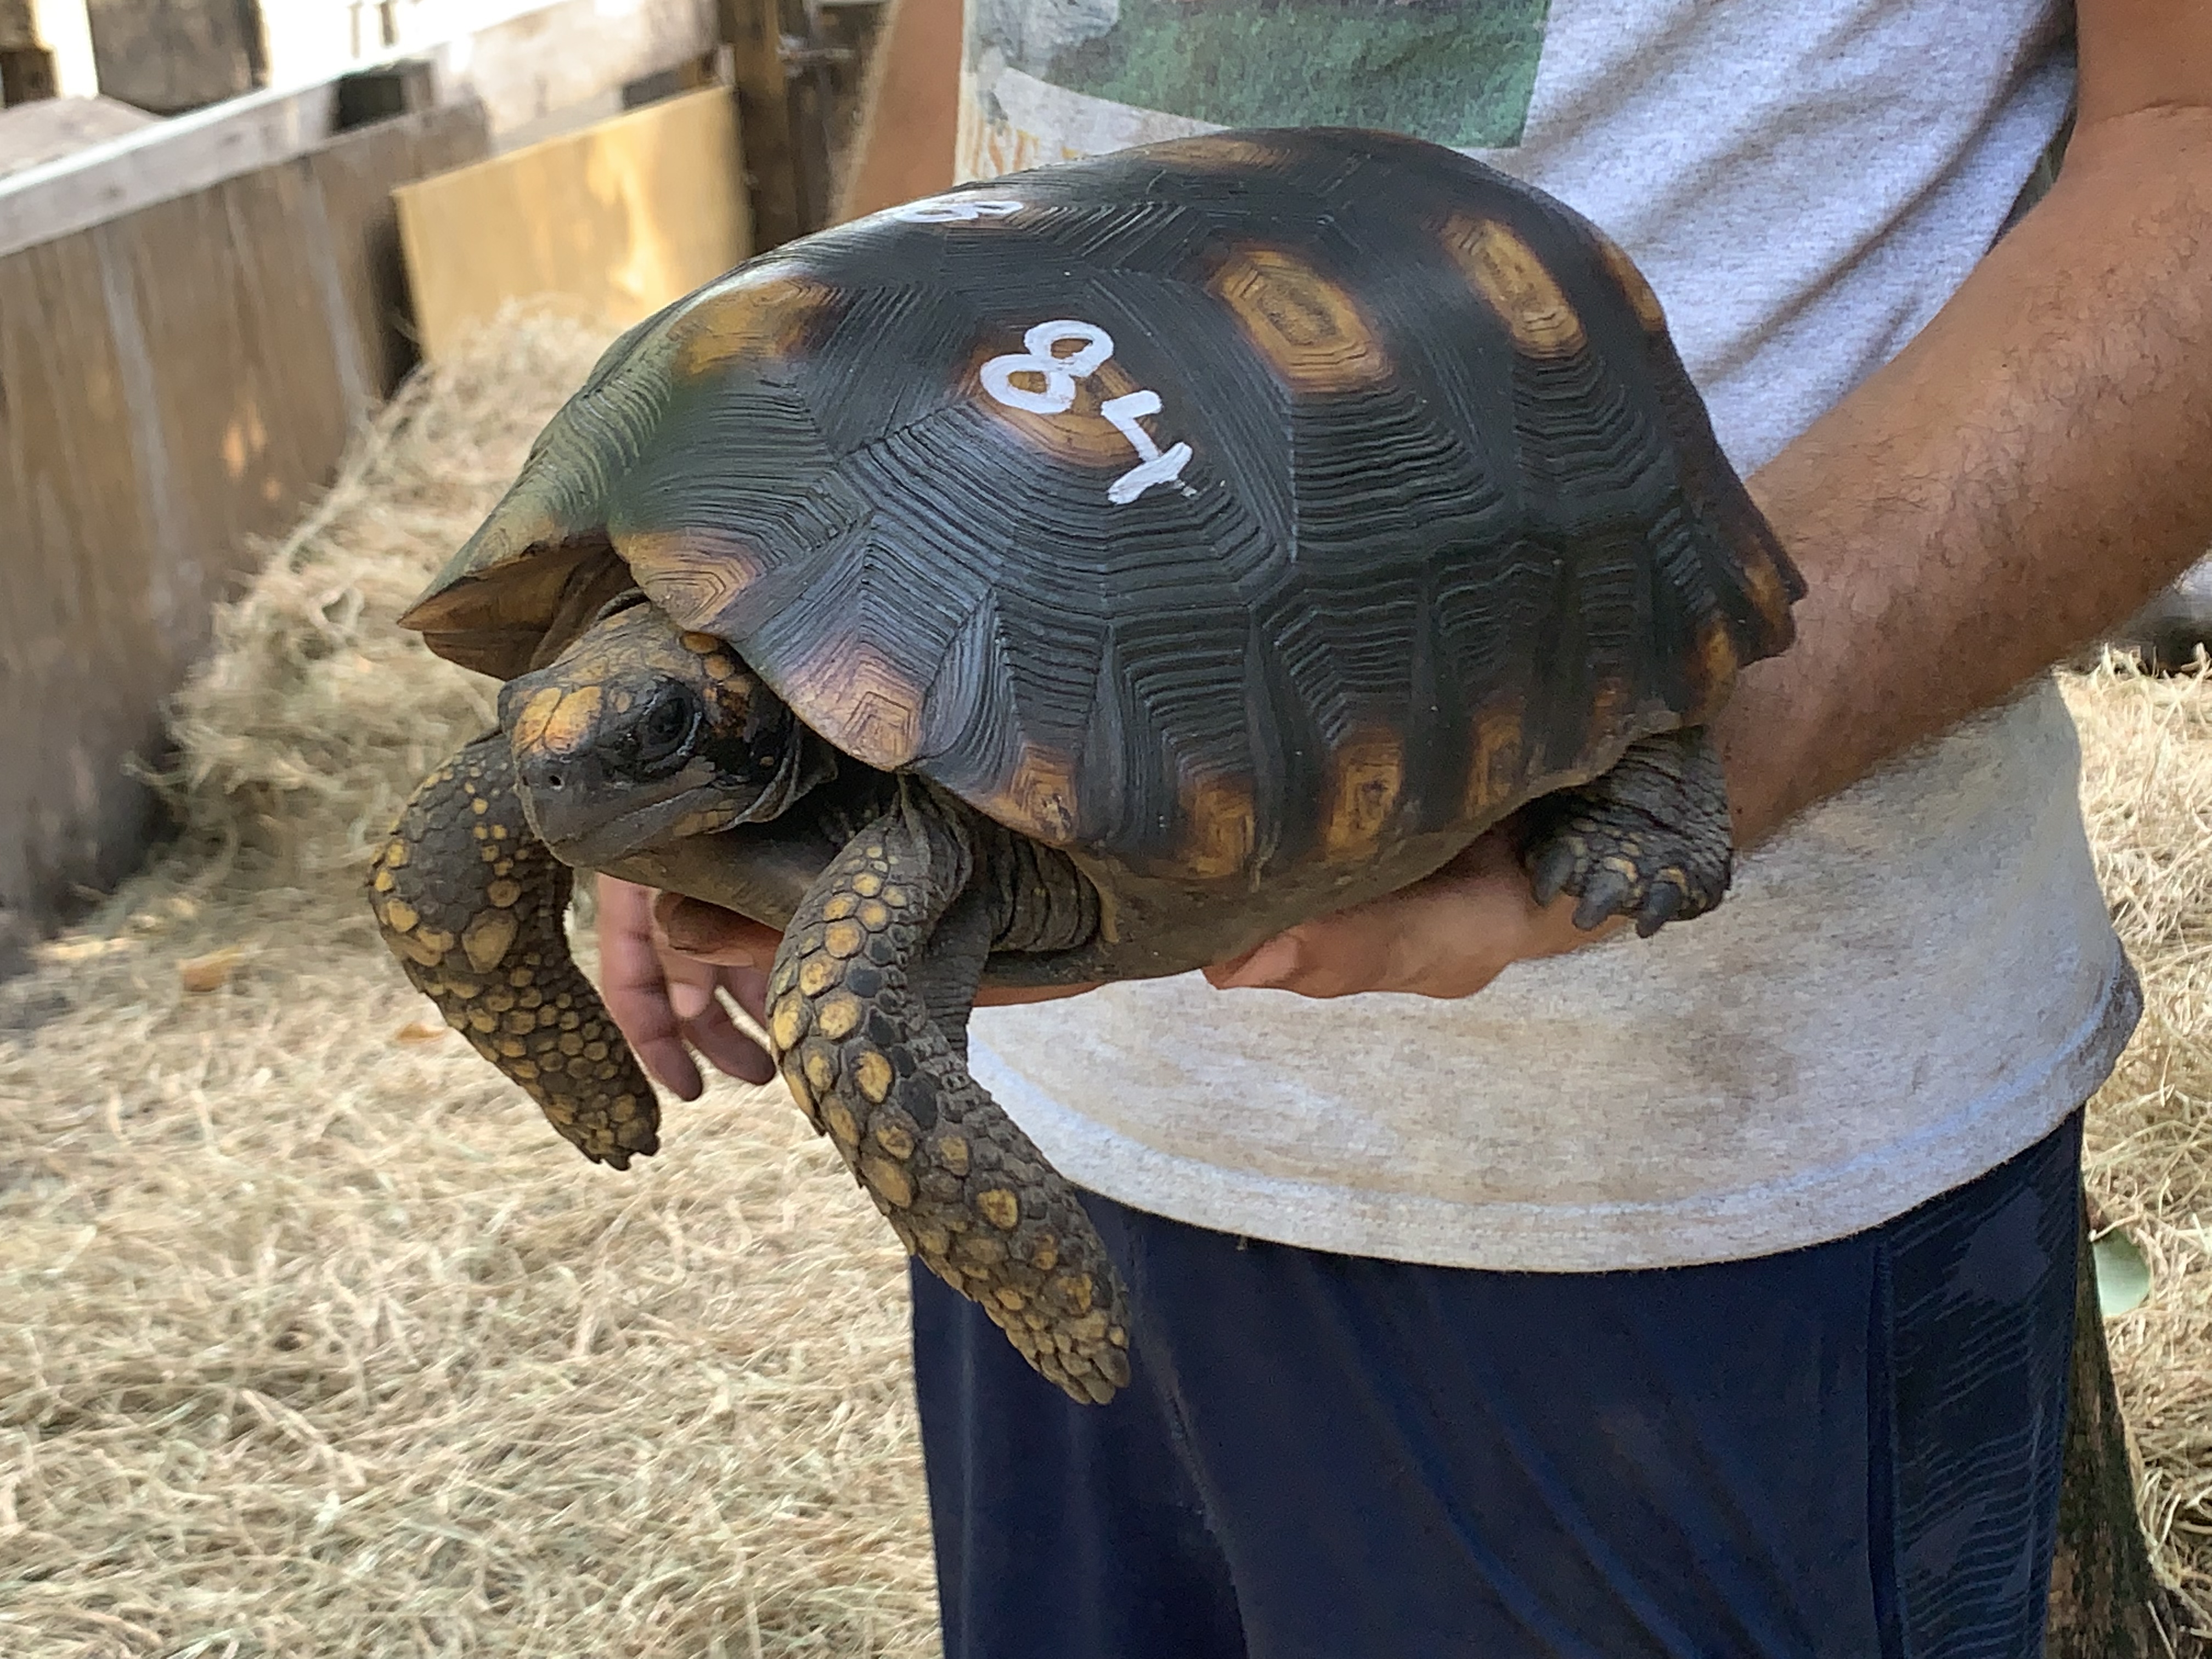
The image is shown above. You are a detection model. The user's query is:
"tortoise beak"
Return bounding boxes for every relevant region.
[512,744,729,867]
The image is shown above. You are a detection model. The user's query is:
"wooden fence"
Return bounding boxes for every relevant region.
[0,100,487,942]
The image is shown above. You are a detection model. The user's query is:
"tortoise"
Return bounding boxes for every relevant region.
[369,126,1803,1404]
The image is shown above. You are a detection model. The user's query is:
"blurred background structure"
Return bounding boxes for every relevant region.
[0,0,890,967]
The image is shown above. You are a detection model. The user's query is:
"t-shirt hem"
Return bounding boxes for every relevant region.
[970,947,2142,1272]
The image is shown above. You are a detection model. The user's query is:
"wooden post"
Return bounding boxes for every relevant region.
[0,0,98,105]
[2045,1195,2190,1657]
[721,0,803,250]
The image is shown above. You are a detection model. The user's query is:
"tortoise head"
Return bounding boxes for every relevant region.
[500,596,831,867]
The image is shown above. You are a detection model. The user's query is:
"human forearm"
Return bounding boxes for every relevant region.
[1719,104,2212,845]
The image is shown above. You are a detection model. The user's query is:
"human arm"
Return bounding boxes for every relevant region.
[1214,0,2212,997]
[602,0,2212,1052]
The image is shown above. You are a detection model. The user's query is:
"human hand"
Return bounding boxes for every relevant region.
[656,888,1101,1008]
[1203,827,1621,999]
[594,876,777,1099]
[597,877,1099,1099]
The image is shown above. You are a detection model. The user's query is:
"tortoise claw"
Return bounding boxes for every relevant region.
[1634,877,1686,938]
[1570,865,1637,932]
[1528,837,1581,909]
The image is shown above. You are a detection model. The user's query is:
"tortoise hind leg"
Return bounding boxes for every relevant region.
[764,785,1133,1404]
[1520,726,1733,938]
[369,733,659,1167]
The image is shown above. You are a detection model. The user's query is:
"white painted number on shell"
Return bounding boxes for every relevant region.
[979,320,1194,503]
[890,196,1025,223]
[1099,391,1195,505]
[980,320,1114,413]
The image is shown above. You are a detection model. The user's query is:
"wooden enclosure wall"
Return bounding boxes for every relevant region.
[0,100,487,942]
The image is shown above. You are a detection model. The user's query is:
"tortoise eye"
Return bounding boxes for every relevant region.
[626,684,702,774]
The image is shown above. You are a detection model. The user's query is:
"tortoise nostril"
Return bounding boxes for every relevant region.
[518,757,567,795]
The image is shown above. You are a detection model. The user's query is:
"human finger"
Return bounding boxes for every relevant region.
[596,877,707,1099]
[722,962,770,1027]
[673,966,777,1085]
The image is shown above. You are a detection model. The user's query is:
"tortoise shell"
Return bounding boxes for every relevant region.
[402,126,1800,885]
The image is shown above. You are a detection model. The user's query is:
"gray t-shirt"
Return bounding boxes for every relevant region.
[951,0,2139,1268]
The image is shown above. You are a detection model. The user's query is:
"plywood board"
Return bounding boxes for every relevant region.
[396,85,748,361]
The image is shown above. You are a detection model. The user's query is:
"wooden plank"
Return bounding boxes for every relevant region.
[0,103,494,932]
[0,228,169,937]
[0,93,155,178]
[103,157,352,569]
[0,0,715,259]
[837,0,955,220]
[395,85,748,361]
[304,99,489,392]
[0,76,339,257]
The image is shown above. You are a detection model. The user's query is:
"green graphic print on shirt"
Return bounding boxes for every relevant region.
[967,0,1552,155]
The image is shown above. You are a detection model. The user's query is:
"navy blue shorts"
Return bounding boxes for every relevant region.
[911,1113,2081,1659]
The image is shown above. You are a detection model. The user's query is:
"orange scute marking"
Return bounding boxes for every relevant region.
[1322,730,1405,860]
[1147,134,1297,172]
[983,741,1081,847]
[669,272,837,377]
[1443,215,1587,358]
[782,636,925,770]
[971,343,1150,468]
[1464,701,1528,820]
[623,529,771,634]
[1177,769,1257,880]
[1207,246,1392,393]
[1593,230,1667,332]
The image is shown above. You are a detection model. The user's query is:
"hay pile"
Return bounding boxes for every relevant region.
[2068,662,2212,1623]
[6,308,2212,1655]
[0,314,935,1658]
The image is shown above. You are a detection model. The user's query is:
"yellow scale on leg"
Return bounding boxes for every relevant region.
[369,735,660,1168]
[766,821,1133,1403]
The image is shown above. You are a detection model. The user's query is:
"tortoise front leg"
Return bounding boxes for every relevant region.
[369,733,659,1168]
[765,786,1134,1404]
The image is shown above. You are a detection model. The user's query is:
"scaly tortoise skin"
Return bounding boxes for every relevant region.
[370,127,1803,1403]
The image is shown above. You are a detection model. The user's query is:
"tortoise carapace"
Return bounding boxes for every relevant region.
[370,127,1803,1403]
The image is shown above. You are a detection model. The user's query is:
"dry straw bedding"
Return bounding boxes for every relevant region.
[2,311,2210,1655]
